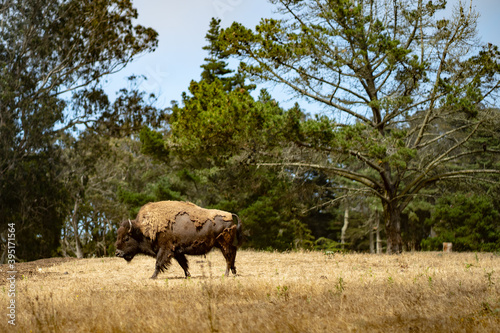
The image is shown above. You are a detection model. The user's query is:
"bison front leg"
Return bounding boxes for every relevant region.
[151,247,173,279]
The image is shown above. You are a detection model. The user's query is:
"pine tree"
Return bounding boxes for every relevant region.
[200,18,254,92]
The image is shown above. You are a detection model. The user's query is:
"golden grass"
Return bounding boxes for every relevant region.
[2,250,499,332]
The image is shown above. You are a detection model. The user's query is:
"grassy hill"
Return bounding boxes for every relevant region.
[1,250,499,332]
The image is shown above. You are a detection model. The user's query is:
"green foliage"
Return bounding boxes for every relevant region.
[59,135,165,258]
[135,2,499,254]
[170,79,254,157]
[421,194,500,252]
[217,0,500,253]
[2,152,70,261]
[117,190,156,217]
[140,127,170,163]
[118,177,183,217]
[401,198,434,251]
[240,185,314,251]
[168,79,286,163]
[314,237,344,252]
[94,80,166,137]
[200,18,254,92]
[0,0,158,261]
[300,115,337,149]
[140,43,325,250]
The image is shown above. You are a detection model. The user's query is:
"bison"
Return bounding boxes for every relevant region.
[115,201,242,279]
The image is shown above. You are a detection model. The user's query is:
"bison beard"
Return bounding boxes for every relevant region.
[115,201,243,279]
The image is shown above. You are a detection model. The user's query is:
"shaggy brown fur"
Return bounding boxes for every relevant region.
[137,201,233,240]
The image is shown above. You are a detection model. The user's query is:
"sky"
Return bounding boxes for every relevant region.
[103,0,500,114]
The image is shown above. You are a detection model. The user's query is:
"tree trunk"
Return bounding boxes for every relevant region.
[369,211,375,254]
[383,202,403,254]
[102,220,107,256]
[341,204,349,250]
[0,231,7,264]
[61,225,69,257]
[376,210,382,254]
[71,199,84,259]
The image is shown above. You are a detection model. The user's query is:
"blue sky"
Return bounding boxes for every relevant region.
[103,0,500,114]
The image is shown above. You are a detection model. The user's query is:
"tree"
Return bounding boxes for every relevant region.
[139,19,336,250]
[0,0,158,262]
[200,18,255,92]
[60,132,170,258]
[218,0,500,252]
[421,193,500,251]
[143,78,318,249]
[58,74,166,258]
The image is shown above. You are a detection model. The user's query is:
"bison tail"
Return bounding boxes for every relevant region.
[232,213,243,247]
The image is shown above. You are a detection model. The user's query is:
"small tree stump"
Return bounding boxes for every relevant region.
[443,242,453,253]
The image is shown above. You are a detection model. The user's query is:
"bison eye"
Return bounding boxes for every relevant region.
[124,236,130,242]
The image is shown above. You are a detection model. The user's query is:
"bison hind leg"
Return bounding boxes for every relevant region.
[220,245,237,277]
[151,247,173,279]
[174,253,191,278]
[216,227,238,277]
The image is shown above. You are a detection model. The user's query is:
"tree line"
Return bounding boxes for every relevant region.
[1,0,499,262]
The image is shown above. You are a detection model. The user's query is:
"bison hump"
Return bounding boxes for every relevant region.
[136,201,233,240]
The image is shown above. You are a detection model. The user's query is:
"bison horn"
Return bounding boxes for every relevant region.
[128,219,133,233]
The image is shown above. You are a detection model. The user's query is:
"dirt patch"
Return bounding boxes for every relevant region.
[0,257,79,282]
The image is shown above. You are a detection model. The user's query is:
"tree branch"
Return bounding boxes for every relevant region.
[400,168,500,209]
[255,161,385,197]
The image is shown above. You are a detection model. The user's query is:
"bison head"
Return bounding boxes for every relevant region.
[115,219,141,262]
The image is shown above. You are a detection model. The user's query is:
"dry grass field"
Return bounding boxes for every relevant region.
[1,250,499,332]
